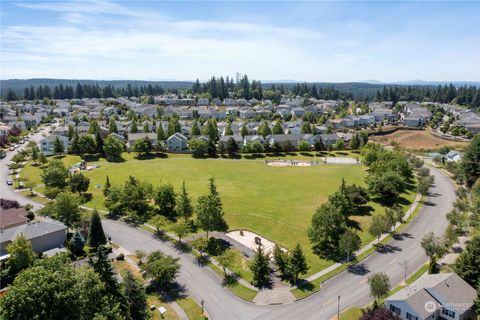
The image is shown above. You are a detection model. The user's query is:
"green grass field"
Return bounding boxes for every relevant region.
[21,152,416,276]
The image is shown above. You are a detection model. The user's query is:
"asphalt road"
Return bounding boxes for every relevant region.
[0,125,52,210]
[1,137,456,320]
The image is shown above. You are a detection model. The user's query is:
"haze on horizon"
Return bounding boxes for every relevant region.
[1,0,479,82]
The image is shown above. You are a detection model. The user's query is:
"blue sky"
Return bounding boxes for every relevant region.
[1,1,479,82]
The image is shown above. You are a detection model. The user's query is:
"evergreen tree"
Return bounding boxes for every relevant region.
[53,136,64,155]
[104,175,111,196]
[155,184,177,219]
[156,125,165,141]
[454,234,480,287]
[95,130,104,155]
[87,210,107,249]
[287,243,309,284]
[177,181,193,222]
[250,246,270,288]
[461,134,480,187]
[122,271,148,320]
[71,231,85,256]
[240,123,249,137]
[196,178,228,239]
[109,120,118,134]
[191,120,201,136]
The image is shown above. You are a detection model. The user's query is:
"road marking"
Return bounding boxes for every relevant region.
[209,292,218,301]
[388,258,397,265]
[183,270,191,277]
[359,278,368,285]
[410,243,417,248]
[323,298,334,306]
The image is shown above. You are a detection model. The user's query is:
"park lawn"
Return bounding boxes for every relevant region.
[175,298,206,320]
[21,153,416,276]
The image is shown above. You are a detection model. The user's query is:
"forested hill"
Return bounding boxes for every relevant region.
[1,78,479,109]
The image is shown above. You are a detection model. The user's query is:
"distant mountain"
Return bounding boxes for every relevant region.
[362,79,480,87]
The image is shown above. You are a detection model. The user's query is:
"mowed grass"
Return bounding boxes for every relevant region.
[21,153,416,276]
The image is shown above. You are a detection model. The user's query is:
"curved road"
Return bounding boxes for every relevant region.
[1,142,456,320]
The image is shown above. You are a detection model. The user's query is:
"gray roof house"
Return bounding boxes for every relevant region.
[1,219,67,256]
[127,133,158,149]
[166,133,188,151]
[319,133,339,146]
[385,273,476,320]
[39,135,70,156]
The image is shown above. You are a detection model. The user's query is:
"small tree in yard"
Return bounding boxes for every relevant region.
[368,272,390,305]
[53,136,64,155]
[421,231,447,274]
[217,249,236,277]
[71,231,85,256]
[361,307,401,320]
[69,172,90,194]
[87,210,107,249]
[171,222,189,244]
[287,243,309,284]
[339,230,361,263]
[250,246,270,288]
[6,234,36,276]
[142,251,180,287]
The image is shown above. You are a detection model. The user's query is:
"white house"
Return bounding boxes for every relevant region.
[385,273,476,320]
[445,150,462,162]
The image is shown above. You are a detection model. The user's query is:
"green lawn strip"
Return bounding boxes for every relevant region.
[339,307,363,320]
[19,190,51,205]
[292,196,425,300]
[175,297,206,320]
[206,260,258,302]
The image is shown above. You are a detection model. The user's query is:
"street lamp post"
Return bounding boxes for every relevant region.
[337,295,340,319]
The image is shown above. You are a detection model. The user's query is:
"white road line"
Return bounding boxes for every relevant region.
[388,258,397,265]
[410,243,417,248]
[323,298,334,306]
[209,292,218,301]
[359,278,368,285]
[183,270,191,277]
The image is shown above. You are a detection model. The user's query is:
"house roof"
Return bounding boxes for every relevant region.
[387,273,476,316]
[0,220,67,245]
[167,132,188,142]
[0,208,28,229]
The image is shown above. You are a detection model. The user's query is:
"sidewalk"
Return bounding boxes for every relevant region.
[305,192,422,282]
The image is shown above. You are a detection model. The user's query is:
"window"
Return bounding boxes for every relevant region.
[389,304,401,315]
[442,309,455,318]
[406,312,418,320]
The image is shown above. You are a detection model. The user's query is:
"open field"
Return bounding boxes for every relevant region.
[21,152,416,276]
[371,129,468,151]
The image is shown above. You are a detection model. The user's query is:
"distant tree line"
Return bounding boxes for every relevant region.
[374,84,480,110]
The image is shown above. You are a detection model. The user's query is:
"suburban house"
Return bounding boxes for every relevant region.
[385,273,476,320]
[166,133,188,151]
[319,133,339,146]
[39,135,70,156]
[0,208,67,256]
[127,133,158,149]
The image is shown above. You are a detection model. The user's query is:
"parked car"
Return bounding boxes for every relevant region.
[6,179,13,185]
[19,181,25,188]
[9,146,15,151]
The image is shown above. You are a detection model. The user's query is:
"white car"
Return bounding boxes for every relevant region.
[6,179,13,185]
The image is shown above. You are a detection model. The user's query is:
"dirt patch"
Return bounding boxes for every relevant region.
[371,130,468,150]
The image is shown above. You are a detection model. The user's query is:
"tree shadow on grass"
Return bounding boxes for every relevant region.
[146,282,188,301]
[300,152,314,157]
[243,154,265,160]
[81,154,100,162]
[107,157,126,163]
[295,279,315,292]
[134,153,157,160]
[376,244,402,254]
[266,152,286,157]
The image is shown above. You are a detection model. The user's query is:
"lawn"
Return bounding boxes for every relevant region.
[21,152,417,276]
